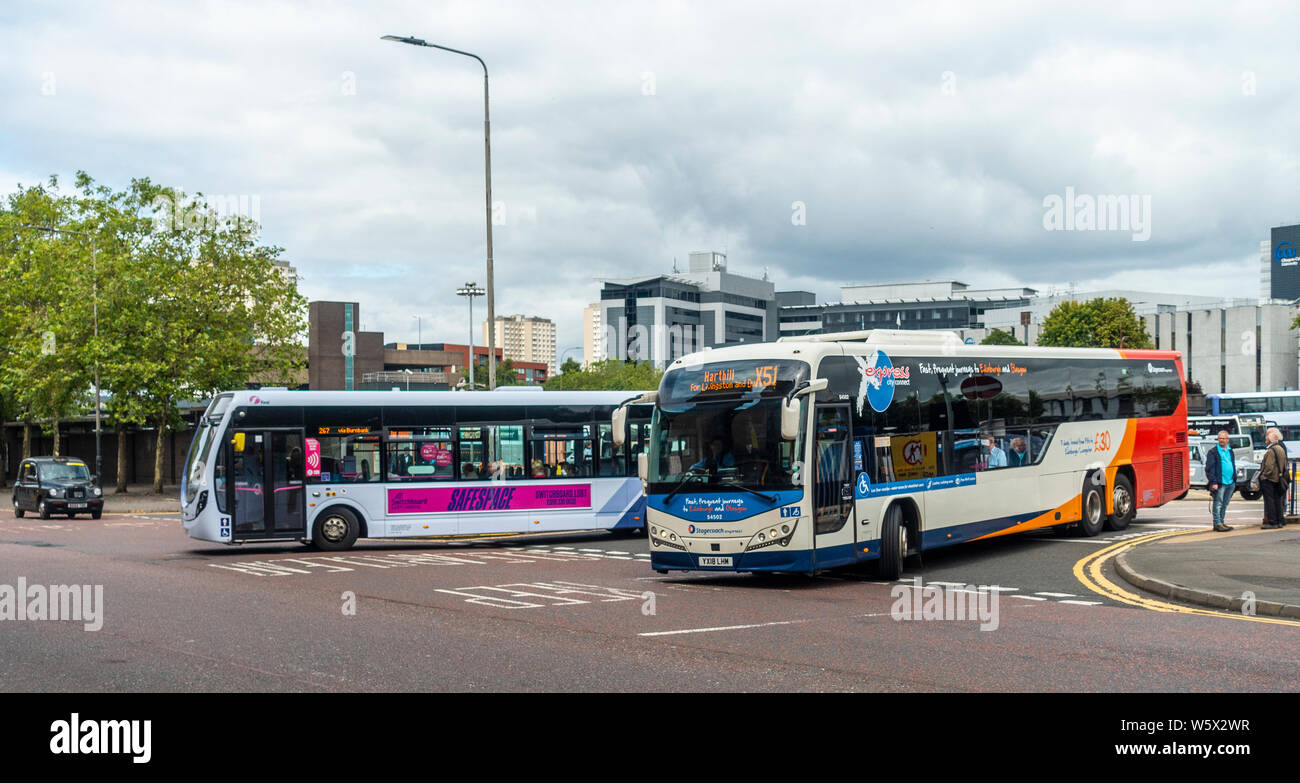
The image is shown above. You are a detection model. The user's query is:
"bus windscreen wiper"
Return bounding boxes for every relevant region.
[715,480,776,504]
[663,470,709,503]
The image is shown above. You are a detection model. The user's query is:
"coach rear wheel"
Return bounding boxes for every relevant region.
[312,507,360,551]
[1078,477,1105,537]
[1105,474,1135,531]
[878,504,907,580]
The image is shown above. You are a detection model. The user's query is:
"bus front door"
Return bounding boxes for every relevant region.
[811,404,856,569]
[228,429,307,539]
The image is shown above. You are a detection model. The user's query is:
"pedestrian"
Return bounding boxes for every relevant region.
[1203,430,1235,532]
[1258,427,1290,529]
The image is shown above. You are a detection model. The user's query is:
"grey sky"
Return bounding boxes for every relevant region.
[3,1,1296,357]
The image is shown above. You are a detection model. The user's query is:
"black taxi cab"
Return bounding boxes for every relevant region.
[11,456,104,519]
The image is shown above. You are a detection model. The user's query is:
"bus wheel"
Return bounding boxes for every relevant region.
[1105,474,1135,531]
[312,508,360,551]
[878,504,906,580]
[1078,478,1105,537]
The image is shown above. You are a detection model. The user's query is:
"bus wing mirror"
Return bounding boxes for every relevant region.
[781,399,801,441]
[613,391,658,449]
[612,406,628,448]
[638,452,649,484]
[783,379,827,440]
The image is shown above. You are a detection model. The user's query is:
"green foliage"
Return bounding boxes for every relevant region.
[558,357,582,376]
[1037,297,1153,349]
[1,172,307,490]
[472,357,533,387]
[980,328,1023,346]
[543,359,662,391]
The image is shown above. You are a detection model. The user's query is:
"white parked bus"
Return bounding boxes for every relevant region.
[182,390,652,549]
[616,331,1188,577]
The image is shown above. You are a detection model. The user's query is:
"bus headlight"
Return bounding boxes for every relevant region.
[746,520,796,551]
[650,527,686,551]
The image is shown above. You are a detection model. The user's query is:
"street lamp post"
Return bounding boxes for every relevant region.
[456,282,486,390]
[412,314,423,348]
[22,224,102,485]
[382,33,497,389]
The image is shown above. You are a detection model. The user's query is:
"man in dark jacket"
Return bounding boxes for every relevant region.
[1259,427,1290,529]
[1204,430,1236,532]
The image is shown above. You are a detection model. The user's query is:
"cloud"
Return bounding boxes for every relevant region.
[2,0,1296,358]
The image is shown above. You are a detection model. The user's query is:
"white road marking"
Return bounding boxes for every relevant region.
[1059,600,1103,606]
[1035,591,1076,597]
[1011,595,1047,601]
[639,619,811,637]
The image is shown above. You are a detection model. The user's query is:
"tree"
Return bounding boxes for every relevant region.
[3,174,307,492]
[558,357,582,376]
[980,328,1023,346]
[472,357,531,387]
[543,359,662,391]
[0,178,93,459]
[1038,297,1152,349]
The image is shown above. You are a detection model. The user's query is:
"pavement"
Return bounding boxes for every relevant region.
[1116,492,1300,619]
[100,484,181,513]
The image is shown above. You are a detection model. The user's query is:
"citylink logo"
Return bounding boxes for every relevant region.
[1147,362,1173,374]
[1276,241,1297,266]
[856,349,910,414]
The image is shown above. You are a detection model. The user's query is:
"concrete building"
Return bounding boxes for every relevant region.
[1141,302,1297,394]
[582,303,603,367]
[486,314,556,375]
[778,281,1036,342]
[596,251,795,368]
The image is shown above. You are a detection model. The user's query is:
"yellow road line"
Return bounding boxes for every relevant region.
[1072,529,1300,627]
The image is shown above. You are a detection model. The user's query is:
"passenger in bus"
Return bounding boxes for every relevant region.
[982,435,1007,469]
[531,459,546,479]
[1008,437,1029,467]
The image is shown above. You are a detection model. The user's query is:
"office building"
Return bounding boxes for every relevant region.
[596,251,796,368]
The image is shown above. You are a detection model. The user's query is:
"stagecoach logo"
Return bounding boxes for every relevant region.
[1147,362,1173,374]
[854,350,911,414]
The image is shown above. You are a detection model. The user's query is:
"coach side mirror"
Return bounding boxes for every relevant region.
[782,379,827,440]
[638,452,649,484]
[781,399,802,441]
[612,406,628,448]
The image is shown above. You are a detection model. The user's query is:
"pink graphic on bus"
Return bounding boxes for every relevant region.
[305,438,321,478]
[387,484,592,514]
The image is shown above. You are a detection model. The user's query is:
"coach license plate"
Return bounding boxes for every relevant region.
[70,503,88,509]
[698,556,732,567]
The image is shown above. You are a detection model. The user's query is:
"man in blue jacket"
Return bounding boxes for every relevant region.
[1204,430,1236,532]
